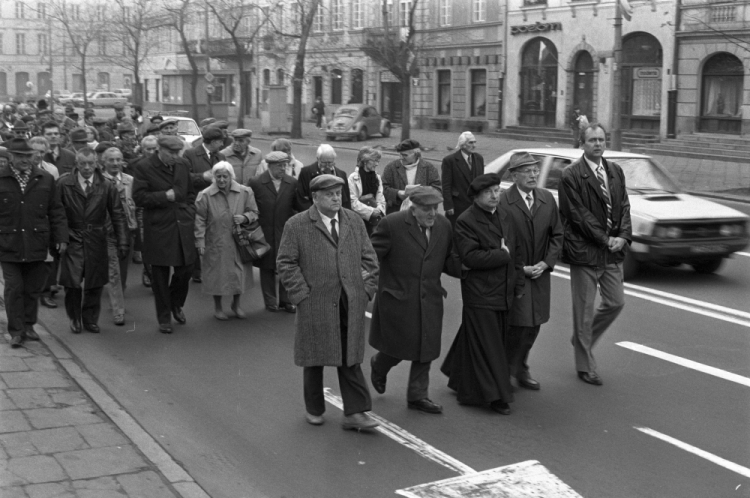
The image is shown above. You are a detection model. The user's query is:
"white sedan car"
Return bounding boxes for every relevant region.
[86,92,128,107]
[485,149,749,279]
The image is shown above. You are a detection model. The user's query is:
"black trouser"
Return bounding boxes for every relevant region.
[150,264,193,325]
[192,254,201,280]
[371,352,431,402]
[1,261,49,338]
[64,286,104,326]
[117,232,133,290]
[43,255,60,295]
[303,292,372,416]
[506,325,541,377]
[260,268,289,307]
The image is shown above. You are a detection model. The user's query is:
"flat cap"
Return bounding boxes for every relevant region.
[20,115,35,124]
[12,120,28,131]
[150,115,164,123]
[408,186,443,206]
[117,122,136,135]
[84,109,96,117]
[214,120,229,129]
[64,103,74,110]
[69,128,89,142]
[265,151,289,164]
[508,152,539,171]
[146,124,161,135]
[158,118,177,130]
[6,138,35,155]
[202,126,224,141]
[113,102,125,110]
[94,141,116,154]
[467,173,501,198]
[93,117,109,125]
[231,128,252,139]
[199,118,216,127]
[395,139,421,152]
[69,113,79,121]
[157,135,184,151]
[310,174,344,192]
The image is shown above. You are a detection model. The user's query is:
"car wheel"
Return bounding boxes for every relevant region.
[691,258,724,274]
[381,123,391,138]
[357,128,368,142]
[622,251,639,281]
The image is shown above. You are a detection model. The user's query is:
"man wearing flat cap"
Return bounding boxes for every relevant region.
[106,102,129,132]
[92,117,114,142]
[132,135,197,334]
[0,138,68,348]
[221,129,262,184]
[499,152,563,391]
[382,139,441,215]
[67,128,90,153]
[248,151,303,313]
[191,120,231,148]
[158,119,179,137]
[441,132,484,226]
[11,120,30,140]
[296,144,351,211]
[369,186,461,414]
[441,173,524,416]
[277,173,380,431]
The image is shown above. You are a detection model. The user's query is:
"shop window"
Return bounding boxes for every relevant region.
[263,69,271,86]
[437,70,451,115]
[212,76,233,103]
[0,72,6,96]
[520,37,558,127]
[470,69,486,117]
[97,72,110,91]
[702,53,743,118]
[276,68,284,85]
[331,69,343,104]
[350,69,364,104]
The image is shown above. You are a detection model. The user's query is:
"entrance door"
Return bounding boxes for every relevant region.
[699,52,743,134]
[621,33,662,131]
[381,82,402,124]
[520,37,558,128]
[573,52,594,118]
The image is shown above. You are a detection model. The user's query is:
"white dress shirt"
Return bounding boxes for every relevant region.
[319,211,340,237]
[584,155,609,192]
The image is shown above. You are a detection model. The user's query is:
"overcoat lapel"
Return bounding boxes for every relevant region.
[456,152,472,185]
[508,184,532,220]
[309,206,337,247]
[405,210,428,251]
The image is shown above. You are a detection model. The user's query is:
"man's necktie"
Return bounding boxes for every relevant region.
[526,193,534,215]
[85,180,92,197]
[420,225,429,244]
[595,165,613,231]
[330,219,339,244]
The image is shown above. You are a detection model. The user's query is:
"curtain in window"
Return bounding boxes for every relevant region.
[702,76,742,117]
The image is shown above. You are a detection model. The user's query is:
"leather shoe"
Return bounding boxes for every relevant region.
[490,400,511,415]
[114,315,125,326]
[24,326,40,341]
[231,305,246,319]
[341,412,379,431]
[132,252,142,264]
[172,307,186,324]
[10,335,24,348]
[265,304,281,313]
[282,303,297,314]
[84,323,100,333]
[578,371,603,386]
[159,323,173,334]
[369,356,386,394]
[41,296,57,308]
[408,398,443,414]
[70,319,82,334]
[305,413,324,426]
[517,372,541,390]
[142,272,151,287]
[214,310,229,321]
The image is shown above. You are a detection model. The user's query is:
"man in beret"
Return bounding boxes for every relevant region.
[441,173,524,415]
[93,117,114,142]
[221,128,262,184]
[191,119,231,148]
[441,132,484,226]
[382,139,441,215]
[296,144,351,211]
[67,128,90,153]
[499,152,563,391]
[277,174,380,430]
[41,121,76,177]
[106,102,129,132]
[248,151,303,313]
[369,186,461,413]
[0,138,68,348]
[132,135,197,334]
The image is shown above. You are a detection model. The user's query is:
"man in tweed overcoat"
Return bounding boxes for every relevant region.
[277,174,380,430]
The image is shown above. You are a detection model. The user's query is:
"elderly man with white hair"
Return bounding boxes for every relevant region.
[296,143,351,211]
[440,131,484,226]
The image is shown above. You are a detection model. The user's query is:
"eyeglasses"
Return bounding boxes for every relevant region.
[516,168,540,175]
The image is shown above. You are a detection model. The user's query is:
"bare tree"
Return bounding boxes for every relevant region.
[163,0,201,119]
[205,0,269,128]
[362,0,421,140]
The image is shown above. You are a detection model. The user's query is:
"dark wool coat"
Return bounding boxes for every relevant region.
[0,165,68,262]
[277,206,379,367]
[248,171,301,271]
[132,153,197,267]
[183,144,225,192]
[499,185,563,327]
[44,147,77,177]
[440,149,484,222]
[381,158,442,215]
[369,209,461,363]
[56,170,128,289]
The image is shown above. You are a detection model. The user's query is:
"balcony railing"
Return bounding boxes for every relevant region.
[710,4,736,22]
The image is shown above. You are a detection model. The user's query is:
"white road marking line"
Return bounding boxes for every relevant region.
[635,427,750,479]
[617,341,750,387]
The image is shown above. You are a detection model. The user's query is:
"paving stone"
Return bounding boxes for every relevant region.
[54,446,146,480]
[6,455,67,484]
[24,482,76,498]
[21,357,57,373]
[117,471,176,498]
[0,347,34,358]
[0,486,28,498]
[24,406,103,430]
[76,491,127,498]
[0,357,30,373]
[48,390,88,407]
[29,427,87,454]
[0,378,8,389]
[1,372,71,390]
[0,411,32,434]
[75,424,127,449]
[6,389,55,410]
[0,441,9,460]
[0,390,17,410]
[0,432,38,457]
[71,476,119,491]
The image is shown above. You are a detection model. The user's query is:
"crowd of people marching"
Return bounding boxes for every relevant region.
[0,98,631,430]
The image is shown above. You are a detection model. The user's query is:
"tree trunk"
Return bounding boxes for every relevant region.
[190,69,199,121]
[290,50,305,139]
[400,78,411,141]
[236,51,245,129]
[134,61,142,106]
[81,54,88,107]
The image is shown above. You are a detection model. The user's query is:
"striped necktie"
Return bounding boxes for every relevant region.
[595,165,612,231]
[525,193,534,214]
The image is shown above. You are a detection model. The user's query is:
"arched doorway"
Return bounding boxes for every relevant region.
[520,37,558,127]
[573,51,595,118]
[699,53,743,134]
[37,72,52,97]
[621,33,662,131]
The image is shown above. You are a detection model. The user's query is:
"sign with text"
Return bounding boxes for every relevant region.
[511,21,562,35]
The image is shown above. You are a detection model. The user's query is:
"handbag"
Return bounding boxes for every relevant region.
[233,221,271,263]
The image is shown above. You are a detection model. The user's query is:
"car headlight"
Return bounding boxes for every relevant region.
[719,224,733,237]
[654,226,682,239]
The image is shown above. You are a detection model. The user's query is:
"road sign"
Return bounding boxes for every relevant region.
[205,72,214,83]
[205,84,215,94]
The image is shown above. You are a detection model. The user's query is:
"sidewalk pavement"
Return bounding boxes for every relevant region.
[0,286,209,498]
[241,117,750,203]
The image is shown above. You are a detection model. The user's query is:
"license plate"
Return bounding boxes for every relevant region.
[690,244,727,254]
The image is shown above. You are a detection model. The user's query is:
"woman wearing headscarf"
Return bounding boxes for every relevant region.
[195,161,259,320]
[348,146,386,236]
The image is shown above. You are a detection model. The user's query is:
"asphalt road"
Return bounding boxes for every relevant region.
[37,144,750,497]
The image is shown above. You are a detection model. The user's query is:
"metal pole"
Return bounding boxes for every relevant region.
[205,3,213,118]
[48,17,54,114]
[611,0,623,150]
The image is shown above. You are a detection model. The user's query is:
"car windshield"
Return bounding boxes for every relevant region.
[613,158,682,194]
[86,92,96,98]
[177,120,199,136]
[335,108,358,117]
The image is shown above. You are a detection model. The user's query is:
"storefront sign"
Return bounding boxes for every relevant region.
[636,68,661,79]
[510,22,562,35]
[380,71,399,83]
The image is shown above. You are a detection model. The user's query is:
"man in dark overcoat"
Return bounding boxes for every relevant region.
[132,136,197,334]
[295,144,351,211]
[440,132,484,226]
[41,121,76,177]
[0,139,68,348]
[499,152,563,391]
[369,187,461,414]
[381,139,442,215]
[56,148,129,334]
[277,174,379,431]
[248,151,301,313]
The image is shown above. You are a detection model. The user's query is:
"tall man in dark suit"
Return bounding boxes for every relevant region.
[441,132,484,226]
[132,136,197,334]
[248,152,302,313]
[381,139,441,215]
[296,144,351,211]
[558,124,631,386]
[369,187,461,414]
[41,121,76,176]
[500,152,563,391]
